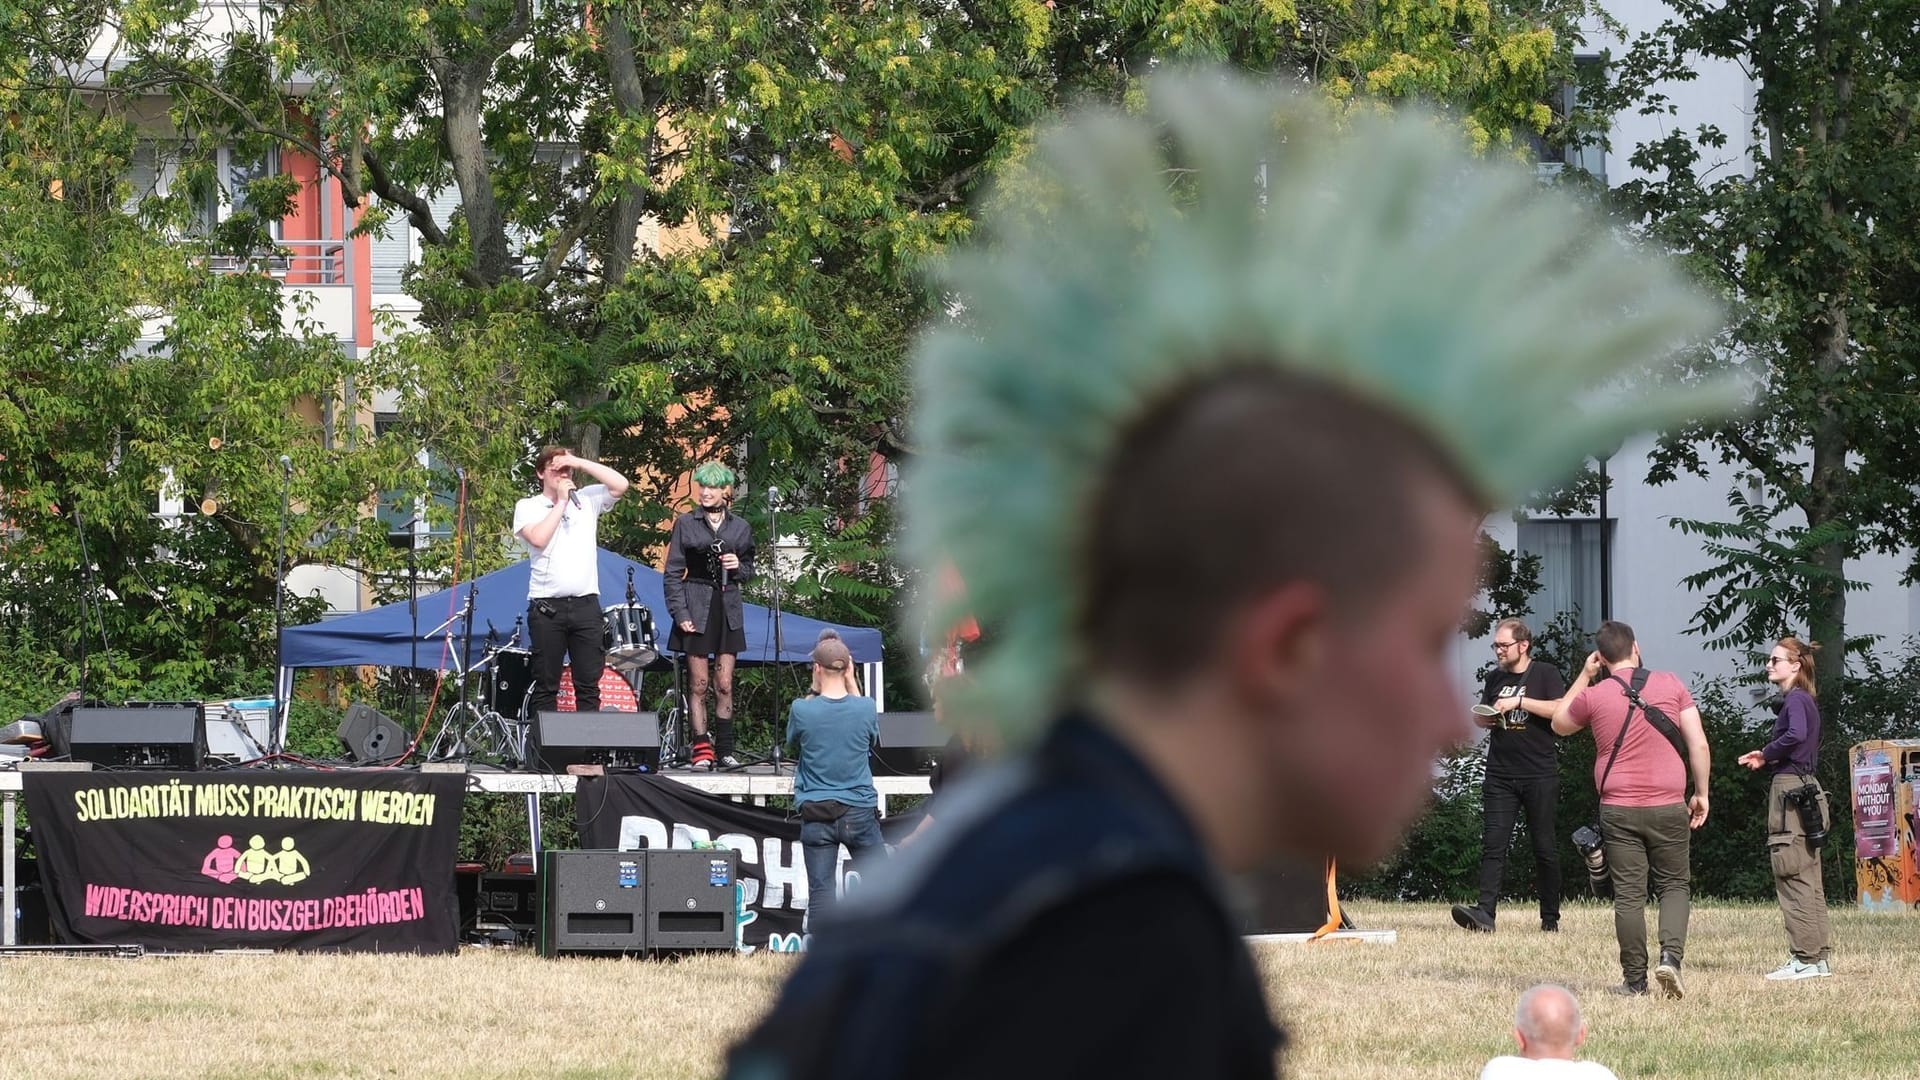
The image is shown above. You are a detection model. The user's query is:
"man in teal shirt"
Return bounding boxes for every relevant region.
[786,629,884,924]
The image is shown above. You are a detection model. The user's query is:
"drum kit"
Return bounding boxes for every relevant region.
[426,570,676,768]
[477,601,659,722]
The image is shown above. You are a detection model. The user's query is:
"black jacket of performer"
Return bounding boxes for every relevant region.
[662,509,756,636]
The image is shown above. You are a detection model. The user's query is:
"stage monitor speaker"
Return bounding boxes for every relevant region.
[871,710,947,775]
[68,706,205,770]
[529,711,659,773]
[645,849,739,952]
[337,702,409,762]
[539,849,650,956]
[1234,853,1334,935]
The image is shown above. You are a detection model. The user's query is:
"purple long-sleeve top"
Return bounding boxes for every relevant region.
[1762,687,1821,775]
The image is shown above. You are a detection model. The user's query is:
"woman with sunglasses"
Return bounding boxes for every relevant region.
[1736,636,1833,980]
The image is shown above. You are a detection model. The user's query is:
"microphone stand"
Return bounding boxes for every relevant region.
[273,455,293,756]
[72,500,108,705]
[768,487,784,769]
[409,539,419,733]
[387,517,422,739]
[725,488,788,773]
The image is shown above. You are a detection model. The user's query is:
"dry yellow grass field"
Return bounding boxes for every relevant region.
[0,901,1911,1079]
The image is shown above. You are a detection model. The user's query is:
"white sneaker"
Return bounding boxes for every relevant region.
[719,754,742,769]
[1764,957,1832,981]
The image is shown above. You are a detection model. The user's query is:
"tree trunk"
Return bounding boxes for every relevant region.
[573,10,655,464]
[1807,384,1848,698]
[1803,0,1851,697]
[444,70,511,286]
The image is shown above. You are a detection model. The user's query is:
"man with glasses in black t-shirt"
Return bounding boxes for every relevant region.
[1455,618,1568,933]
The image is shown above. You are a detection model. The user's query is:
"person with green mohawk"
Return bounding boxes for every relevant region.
[728,72,1736,1080]
[663,460,756,768]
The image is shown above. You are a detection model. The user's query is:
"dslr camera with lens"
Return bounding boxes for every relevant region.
[1570,823,1611,897]
[1782,782,1828,848]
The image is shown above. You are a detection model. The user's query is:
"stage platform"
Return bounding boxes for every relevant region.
[0,762,930,947]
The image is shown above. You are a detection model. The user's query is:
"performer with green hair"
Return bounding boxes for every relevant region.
[730,72,1737,1079]
[663,459,755,768]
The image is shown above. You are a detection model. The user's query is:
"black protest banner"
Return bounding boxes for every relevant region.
[576,774,913,952]
[25,771,465,953]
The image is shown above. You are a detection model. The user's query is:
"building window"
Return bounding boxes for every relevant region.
[1526,56,1606,184]
[372,413,451,542]
[178,146,281,237]
[1518,518,1612,627]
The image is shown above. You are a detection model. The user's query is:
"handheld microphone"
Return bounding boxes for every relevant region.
[568,488,582,509]
[714,538,730,588]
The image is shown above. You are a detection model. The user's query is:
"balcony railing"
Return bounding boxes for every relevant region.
[202,239,348,284]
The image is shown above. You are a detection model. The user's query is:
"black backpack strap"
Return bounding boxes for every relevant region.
[1594,692,1637,798]
[1607,669,1694,796]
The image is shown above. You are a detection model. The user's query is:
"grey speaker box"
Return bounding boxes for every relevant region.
[539,849,649,957]
[646,849,739,951]
[537,849,739,957]
[337,702,408,762]
[68,706,205,770]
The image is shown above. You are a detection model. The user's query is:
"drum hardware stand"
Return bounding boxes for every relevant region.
[424,584,512,763]
[656,650,693,769]
[474,616,534,766]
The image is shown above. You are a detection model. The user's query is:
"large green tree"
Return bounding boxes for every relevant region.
[2,0,1606,696]
[1601,0,1920,693]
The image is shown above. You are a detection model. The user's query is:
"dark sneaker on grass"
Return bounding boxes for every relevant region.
[1654,953,1685,999]
[1450,904,1495,932]
[1607,981,1649,997]
[1541,918,1559,932]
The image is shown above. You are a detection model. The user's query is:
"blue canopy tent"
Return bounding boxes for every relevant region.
[281,546,883,672]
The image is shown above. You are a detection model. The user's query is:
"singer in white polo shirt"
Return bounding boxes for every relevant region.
[513,445,630,717]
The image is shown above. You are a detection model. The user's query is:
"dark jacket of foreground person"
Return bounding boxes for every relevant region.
[725,712,1282,1080]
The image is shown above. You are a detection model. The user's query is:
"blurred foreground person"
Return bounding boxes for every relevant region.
[728,71,1731,1080]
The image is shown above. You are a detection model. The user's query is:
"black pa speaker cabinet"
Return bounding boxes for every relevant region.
[68,706,205,770]
[337,702,409,762]
[529,711,660,772]
[645,849,739,952]
[539,849,649,956]
[1235,853,1334,935]
[871,710,946,775]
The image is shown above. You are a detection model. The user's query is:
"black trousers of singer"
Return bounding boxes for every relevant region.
[527,593,603,717]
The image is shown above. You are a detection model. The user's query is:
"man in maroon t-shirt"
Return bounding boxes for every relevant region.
[1551,620,1712,1000]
